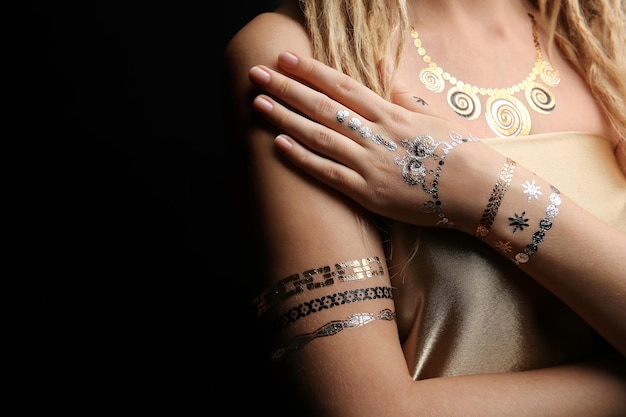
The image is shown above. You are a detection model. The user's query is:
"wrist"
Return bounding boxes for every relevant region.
[476,164,562,265]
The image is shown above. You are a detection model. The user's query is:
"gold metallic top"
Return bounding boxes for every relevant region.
[390,132,625,379]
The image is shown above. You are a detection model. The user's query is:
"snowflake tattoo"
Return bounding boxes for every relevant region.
[508,211,529,232]
[522,179,542,202]
[495,241,513,253]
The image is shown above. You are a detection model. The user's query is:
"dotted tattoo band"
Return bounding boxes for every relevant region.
[336,109,398,151]
[475,157,517,238]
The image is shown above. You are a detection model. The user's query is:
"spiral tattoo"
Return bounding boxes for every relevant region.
[485,94,531,137]
[419,67,445,93]
[525,82,556,114]
[447,86,481,120]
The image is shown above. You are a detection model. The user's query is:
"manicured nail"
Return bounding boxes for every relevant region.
[253,96,273,113]
[249,66,270,85]
[278,52,298,69]
[275,134,293,150]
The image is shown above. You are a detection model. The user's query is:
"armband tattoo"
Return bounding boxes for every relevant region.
[264,286,394,335]
[252,257,384,317]
[270,308,396,361]
[475,157,516,238]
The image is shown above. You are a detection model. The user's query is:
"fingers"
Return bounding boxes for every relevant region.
[274,51,390,122]
[251,92,365,169]
[249,65,377,143]
[273,133,367,195]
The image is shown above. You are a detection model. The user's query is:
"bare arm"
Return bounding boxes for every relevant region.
[223,10,626,417]
[248,51,626,357]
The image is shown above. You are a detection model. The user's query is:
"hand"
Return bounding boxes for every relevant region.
[249,51,505,232]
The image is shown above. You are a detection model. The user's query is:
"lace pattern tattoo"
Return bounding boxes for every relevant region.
[394,131,480,227]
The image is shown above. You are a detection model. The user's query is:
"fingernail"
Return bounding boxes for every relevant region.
[253,96,273,113]
[249,66,270,85]
[278,51,298,69]
[275,134,293,150]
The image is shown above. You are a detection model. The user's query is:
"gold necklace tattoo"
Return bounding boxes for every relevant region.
[411,13,560,138]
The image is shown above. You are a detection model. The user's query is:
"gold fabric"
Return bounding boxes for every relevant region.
[389,132,626,380]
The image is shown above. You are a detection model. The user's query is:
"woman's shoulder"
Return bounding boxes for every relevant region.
[224,5,311,72]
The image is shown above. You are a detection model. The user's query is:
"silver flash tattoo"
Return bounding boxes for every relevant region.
[512,185,561,265]
[394,131,479,227]
[359,126,372,138]
[347,117,361,130]
[522,178,542,202]
[264,286,394,335]
[270,308,396,361]
[336,109,350,123]
[336,109,397,150]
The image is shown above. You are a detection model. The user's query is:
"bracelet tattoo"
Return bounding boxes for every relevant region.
[394,131,480,227]
[336,109,480,227]
[252,257,384,317]
[476,157,516,238]
[512,185,561,264]
[270,308,396,361]
[263,286,394,335]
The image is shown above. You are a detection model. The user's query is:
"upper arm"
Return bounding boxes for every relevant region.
[223,11,390,294]
[221,11,412,416]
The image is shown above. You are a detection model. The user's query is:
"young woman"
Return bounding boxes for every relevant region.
[222,1,626,415]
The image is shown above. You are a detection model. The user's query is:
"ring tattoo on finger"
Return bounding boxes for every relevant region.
[336,109,397,151]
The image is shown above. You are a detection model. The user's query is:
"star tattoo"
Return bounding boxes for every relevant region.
[494,240,513,253]
[508,211,529,232]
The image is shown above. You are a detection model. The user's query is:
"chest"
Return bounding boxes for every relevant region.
[395,41,612,140]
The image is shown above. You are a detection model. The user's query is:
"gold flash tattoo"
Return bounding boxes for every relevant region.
[476,157,516,238]
[253,257,384,317]
[494,240,513,253]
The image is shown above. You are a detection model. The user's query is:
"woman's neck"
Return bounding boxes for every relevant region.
[408,0,535,33]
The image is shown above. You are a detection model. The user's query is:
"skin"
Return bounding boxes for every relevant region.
[222,0,626,415]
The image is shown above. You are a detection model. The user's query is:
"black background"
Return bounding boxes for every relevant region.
[8,1,283,412]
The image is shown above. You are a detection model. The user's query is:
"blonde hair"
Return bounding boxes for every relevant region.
[300,0,626,170]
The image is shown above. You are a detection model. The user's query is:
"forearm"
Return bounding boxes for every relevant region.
[404,354,626,417]
[470,160,626,355]
[271,349,626,417]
